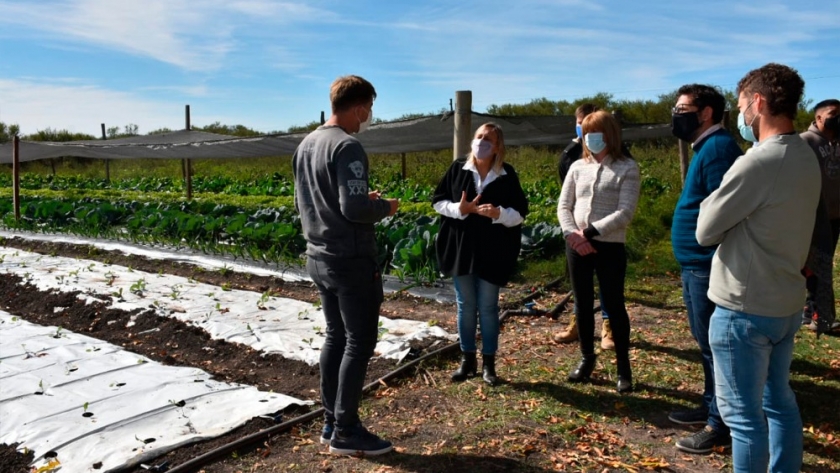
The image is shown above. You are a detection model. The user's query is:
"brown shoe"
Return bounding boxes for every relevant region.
[552,317,578,343]
[600,319,615,350]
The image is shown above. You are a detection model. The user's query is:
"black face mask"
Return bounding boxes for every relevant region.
[671,112,701,142]
[823,115,840,136]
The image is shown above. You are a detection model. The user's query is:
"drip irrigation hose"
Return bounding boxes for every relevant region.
[166,277,567,472]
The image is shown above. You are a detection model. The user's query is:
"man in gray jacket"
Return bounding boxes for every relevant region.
[697,63,819,473]
[293,75,398,456]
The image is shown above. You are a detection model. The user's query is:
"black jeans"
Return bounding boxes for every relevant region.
[566,241,631,360]
[307,255,383,428]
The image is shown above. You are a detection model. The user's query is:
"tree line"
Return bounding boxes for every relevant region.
[0,88,818,144]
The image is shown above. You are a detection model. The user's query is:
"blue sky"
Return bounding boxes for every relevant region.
[1,0,838,136]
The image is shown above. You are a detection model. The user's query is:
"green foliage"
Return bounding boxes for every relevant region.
[486,93,614,116]
[105,124,139,139]
[197,121,264,137]
[25,128,96,142]
[0,121,21,143]
[286,121,322,134]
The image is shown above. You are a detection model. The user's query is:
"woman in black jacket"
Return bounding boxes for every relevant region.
[432,122,529,386]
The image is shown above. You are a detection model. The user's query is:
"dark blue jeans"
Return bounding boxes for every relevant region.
[307,255,383,429]
[681,268,728,434]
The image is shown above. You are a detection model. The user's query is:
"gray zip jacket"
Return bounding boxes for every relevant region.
[293,125,391,259]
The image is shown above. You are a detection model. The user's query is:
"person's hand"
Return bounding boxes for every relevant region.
[476,203,501,220]
[575,240,597,256]
[369,190,382,200]
[458,191,481,216]
[566,231,597,255]
[386,198,399,216]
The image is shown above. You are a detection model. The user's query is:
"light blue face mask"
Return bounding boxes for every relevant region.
[575,124,583,139]
[584,132,607,154]
[737,99,758,142]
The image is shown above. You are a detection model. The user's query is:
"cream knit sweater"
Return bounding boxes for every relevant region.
[557,155,640,243]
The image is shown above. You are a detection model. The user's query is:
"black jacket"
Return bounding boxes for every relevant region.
[432,159,529,286]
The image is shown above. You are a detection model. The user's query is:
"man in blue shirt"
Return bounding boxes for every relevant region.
[667,84,742,454]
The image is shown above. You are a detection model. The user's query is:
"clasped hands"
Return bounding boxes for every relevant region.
[458,191,500,219]
[566,229,597,256]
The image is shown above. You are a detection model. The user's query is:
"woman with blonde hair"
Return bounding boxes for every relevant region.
[557,110,640,393]
[433,122,529,386]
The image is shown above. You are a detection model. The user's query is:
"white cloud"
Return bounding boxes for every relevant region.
[0,78,185,135]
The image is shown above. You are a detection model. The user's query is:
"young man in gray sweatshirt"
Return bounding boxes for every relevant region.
[293,75,398,456]
[696,63,819,473]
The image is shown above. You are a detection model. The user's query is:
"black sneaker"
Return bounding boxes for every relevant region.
[320,422,334,445]
[668,406,708,425]
[675,425,731,454]
[329,423,393,456]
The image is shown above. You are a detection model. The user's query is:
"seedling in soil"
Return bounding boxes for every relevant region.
[257,291,271,310]
[86,263,95,272]
[53,326,64,339]
[105,271,117,286]
[221,282,232,292]
[55,275,66,285]
[303,337,314,347]
[35,379,45,395]
[218,265,232,276]
[169,284,182,300]
[130,279,147,296]
[111,287,124,301]
[82,402,94,417]
[313,326,323,335]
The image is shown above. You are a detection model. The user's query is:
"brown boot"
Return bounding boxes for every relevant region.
[600,319,615,350]
[552,317,578,343]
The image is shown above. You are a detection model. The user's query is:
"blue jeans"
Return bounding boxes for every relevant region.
[307,256,383,429]
[710,307,802,473]
[453,274,500,355]
[681,268,727,434]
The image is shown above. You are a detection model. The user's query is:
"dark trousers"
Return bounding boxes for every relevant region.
[307,255,383,428]
[566,241,631,360]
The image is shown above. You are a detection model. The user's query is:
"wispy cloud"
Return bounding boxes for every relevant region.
[0,78,184,134]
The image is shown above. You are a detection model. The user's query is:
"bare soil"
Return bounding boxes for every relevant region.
[2,237,836,473]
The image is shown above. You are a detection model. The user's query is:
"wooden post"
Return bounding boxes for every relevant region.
[400,152,406,179]
[320,111,326,125]
[454,91,472,161]
[184,104,192,200]
[13,135,20,220]
[679,139,690,185]
[101,123,110,182]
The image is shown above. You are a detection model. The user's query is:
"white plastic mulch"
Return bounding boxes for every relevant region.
[0,243,455,472]
[0,311,311,473]
[0,247,456,365]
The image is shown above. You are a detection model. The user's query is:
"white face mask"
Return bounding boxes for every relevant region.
[584,132,607,154]
[471,138,494,160]
[357,107,372,134]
